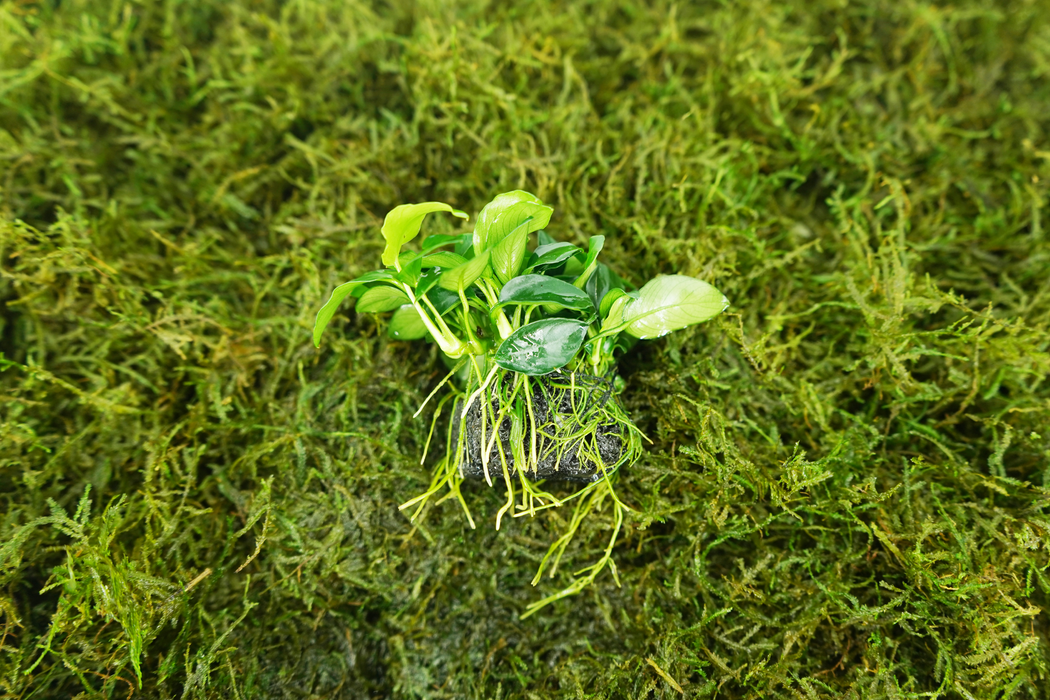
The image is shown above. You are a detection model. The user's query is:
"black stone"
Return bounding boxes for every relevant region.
[454,371,626,483]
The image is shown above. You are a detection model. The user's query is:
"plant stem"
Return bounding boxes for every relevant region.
[400,283,464,356]
[478,278,514,339]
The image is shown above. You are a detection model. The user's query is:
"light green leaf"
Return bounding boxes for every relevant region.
[381,202,468,267]
[389,305,429,340]
[313,270,394,347]
[422,251,468,269]
[438,249,491,292]
[621,275,728,339]
[598,287,628,318]
[600,294,632,333]
[473,191,553,253]
[357,286,409,313]
[491,218,531,284]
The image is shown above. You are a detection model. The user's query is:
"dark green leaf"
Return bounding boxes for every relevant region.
[422,232,472,254]
[495,274,595,314]
[562,255,584,277]
[473,191,553,253]
[389,305,429,340]
[491,218,531,285]
[414,267,444,297]
[525,242,579,271]
[394,251,424,285]
[381,202,468,267]
[454,235,475,257]
[422,287,459,315]
[536,230,555,246]
[357,286,409,313]
[607,265,628,292]
[313,271,395,346]
[621,275,729,339]
[573,235,605,286]
[584,262,611,310]
[494,319,589,375]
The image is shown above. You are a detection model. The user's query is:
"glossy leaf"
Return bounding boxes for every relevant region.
[584,261,615,310]
[491,218,531,284]
[313,270,394,346]
[438,249,491,291]
[357,286,409,313]
[495,274,595,314]
[525,242,579,271]
[473,191,553,253]
[422,251,468,269]
[494,319,589,375]
[389,305,429,340]
[381,202,468,267]
[536,230,555,246]
[621,275,729,339]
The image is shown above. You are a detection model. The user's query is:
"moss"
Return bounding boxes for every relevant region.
[2,0,1050,697]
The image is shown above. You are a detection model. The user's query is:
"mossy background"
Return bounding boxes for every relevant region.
[2,0,1049,697]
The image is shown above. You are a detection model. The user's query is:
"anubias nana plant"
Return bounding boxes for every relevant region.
[314,191,728,616]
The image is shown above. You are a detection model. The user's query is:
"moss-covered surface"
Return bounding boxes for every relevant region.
[2,0,1050,697]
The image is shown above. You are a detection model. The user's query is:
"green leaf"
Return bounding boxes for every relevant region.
[381,202,468,267]
[357,286,409,313]
[414,267,444,297]
[585,262,611,310]
[389,305,429,340]
[598,287,628,318]
[621,275,729,339]
[473,191,553,253]
[494,319,589,375]
[422,232,472,254]
[491,218,531,284]
[313,270,394,347]
[422,287,460,315]
[536,230,555,246]
[494,274,595,314]
[421,251,468,269]
[454,235,475,257]
[438,249,491,291]
[573,235,605,287]
[525,242,579,271]
[394,251,424,286]
[600,293,632,333]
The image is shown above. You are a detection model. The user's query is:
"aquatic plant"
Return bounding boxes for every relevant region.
[313,191,727,614]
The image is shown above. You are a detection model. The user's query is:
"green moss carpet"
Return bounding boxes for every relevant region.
[1,0,1049,697]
